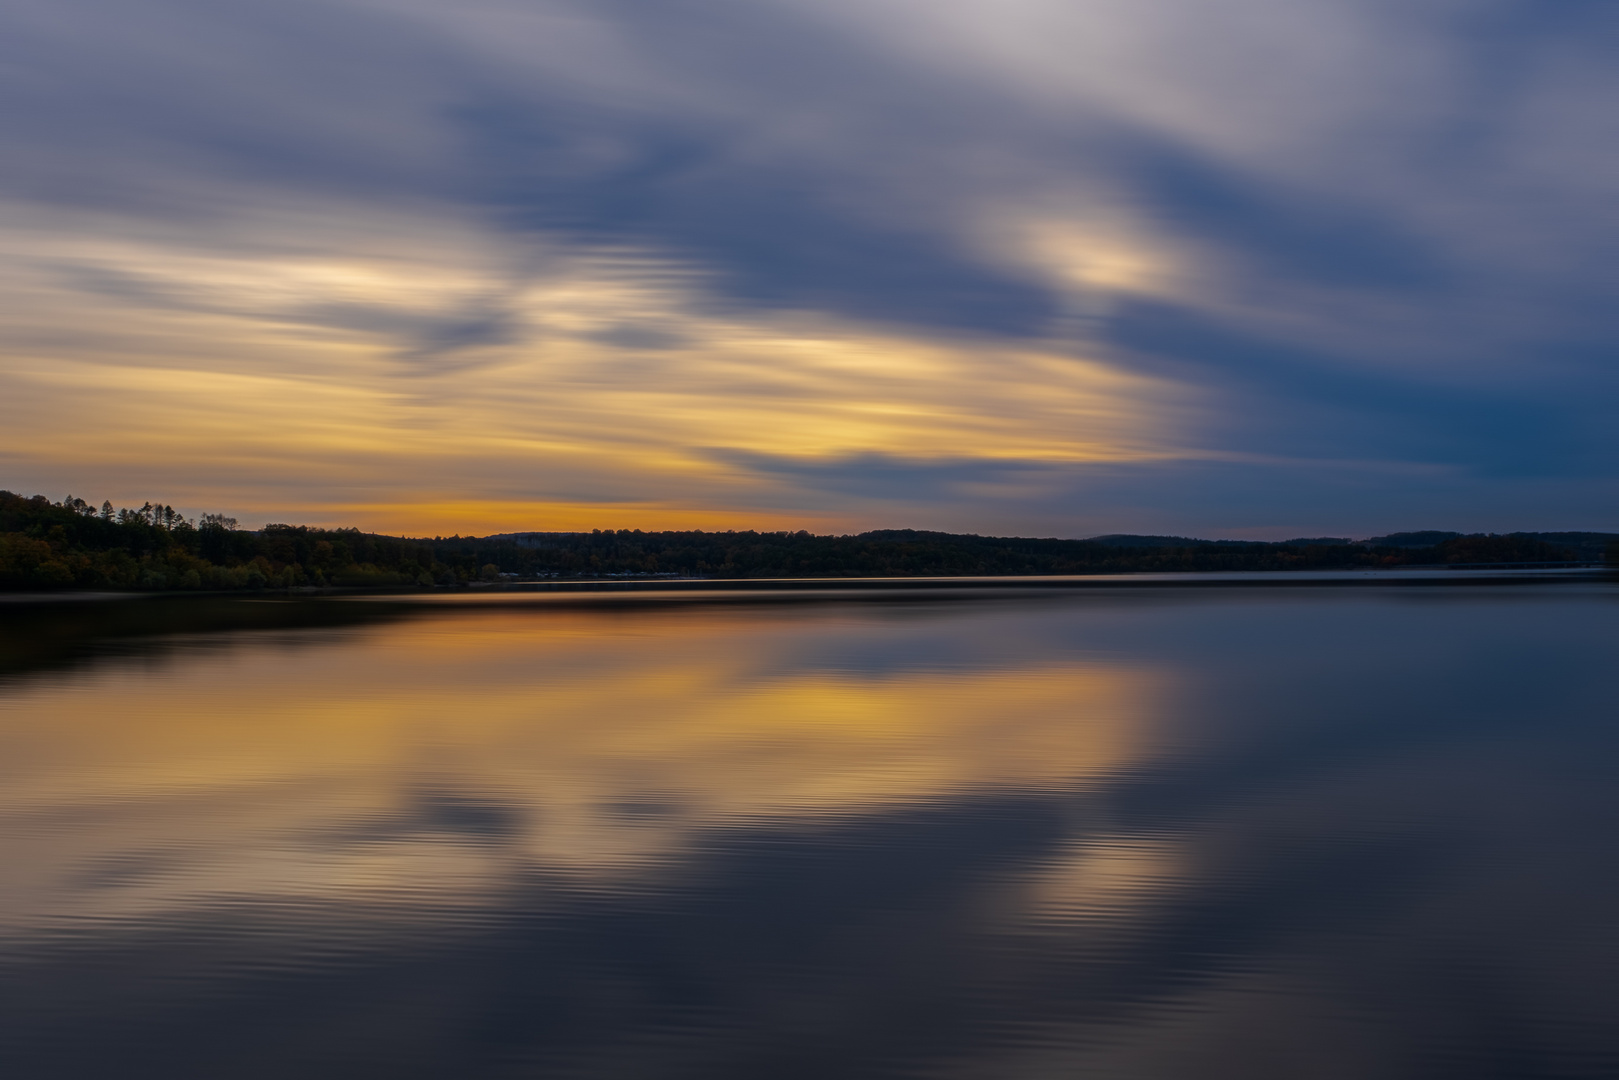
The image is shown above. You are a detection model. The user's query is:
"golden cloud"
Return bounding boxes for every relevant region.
[0,209,1200,532]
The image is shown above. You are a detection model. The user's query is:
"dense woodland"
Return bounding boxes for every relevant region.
[2,490,1614,591]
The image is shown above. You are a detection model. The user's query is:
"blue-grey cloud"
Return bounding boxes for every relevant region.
[1101,301,1612,478]
[706,450,1057,505]
[54,260,521,361]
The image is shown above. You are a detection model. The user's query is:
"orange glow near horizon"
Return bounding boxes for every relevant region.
[293,499,861,537]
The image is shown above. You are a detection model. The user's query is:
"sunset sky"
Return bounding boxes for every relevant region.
[3,0,1616,537]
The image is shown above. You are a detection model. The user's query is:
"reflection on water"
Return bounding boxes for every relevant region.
[2,584,1618,1078]
[0,602,1162,928]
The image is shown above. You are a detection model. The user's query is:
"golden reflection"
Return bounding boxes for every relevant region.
[1012,835,1186,925]
[0,606,1170,929]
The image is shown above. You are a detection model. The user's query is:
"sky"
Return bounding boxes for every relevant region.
[1,0,1616,539]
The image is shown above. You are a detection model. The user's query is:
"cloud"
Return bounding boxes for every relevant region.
[703,450,1065,508]
[0,220,1187,531]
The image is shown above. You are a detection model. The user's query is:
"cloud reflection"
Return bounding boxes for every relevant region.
[0,603,1168,933]
[6,589,1619,1076]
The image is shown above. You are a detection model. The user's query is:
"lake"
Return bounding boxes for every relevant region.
[2,578,1618,1078]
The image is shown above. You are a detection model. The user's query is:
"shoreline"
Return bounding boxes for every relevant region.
[2,565,1610,606]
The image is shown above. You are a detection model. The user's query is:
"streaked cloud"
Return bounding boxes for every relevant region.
[0,214,1186,532]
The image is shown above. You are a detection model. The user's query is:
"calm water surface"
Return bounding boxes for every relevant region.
[2,582,1618,1078]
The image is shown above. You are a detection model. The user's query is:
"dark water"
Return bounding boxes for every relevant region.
[3,580,1618,1078]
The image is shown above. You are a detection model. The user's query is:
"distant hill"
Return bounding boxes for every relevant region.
[1362,530,1617,561]
[1510,532,1619,561]
[1087,534,1245,548]
[1362,531,1464,548]
[3,489,1616,591]
[1088,534,1355,548]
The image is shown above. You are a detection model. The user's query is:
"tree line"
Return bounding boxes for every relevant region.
[0,492,443,590]
[1,489,1611,592]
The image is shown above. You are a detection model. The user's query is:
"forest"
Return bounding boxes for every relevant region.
[1,489,1613,591]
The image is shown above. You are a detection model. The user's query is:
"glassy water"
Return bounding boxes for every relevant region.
[2,581,1618,1078]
